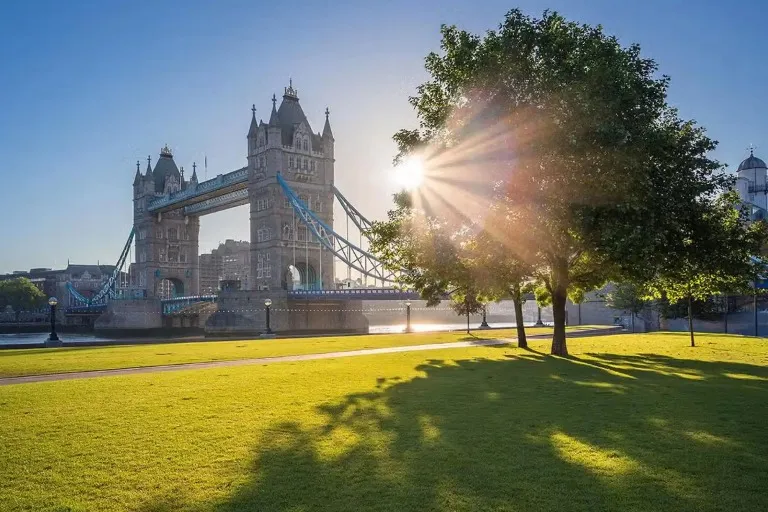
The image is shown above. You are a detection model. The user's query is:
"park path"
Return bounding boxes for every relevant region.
[0,327,619,386]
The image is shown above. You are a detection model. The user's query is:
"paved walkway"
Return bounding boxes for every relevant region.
[0,327,620,386]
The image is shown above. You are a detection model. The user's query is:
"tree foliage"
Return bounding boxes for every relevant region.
[372,9,739,355]
[644,193,768,346]
[604,283,648,332]
[0,278,46,312]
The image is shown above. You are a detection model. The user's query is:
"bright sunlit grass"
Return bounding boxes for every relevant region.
[0,327,573,378]
[1,333,767,511]
[393,155,424,190]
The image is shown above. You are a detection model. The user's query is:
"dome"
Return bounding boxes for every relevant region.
[738,152,767,171]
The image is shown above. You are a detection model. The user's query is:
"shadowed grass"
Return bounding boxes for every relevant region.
[0,327,599,378]
[1,332,765,511]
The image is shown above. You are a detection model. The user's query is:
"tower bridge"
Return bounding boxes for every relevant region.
[66,82,407,334]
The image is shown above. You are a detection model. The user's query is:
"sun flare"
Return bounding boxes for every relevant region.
[393,156,424,190]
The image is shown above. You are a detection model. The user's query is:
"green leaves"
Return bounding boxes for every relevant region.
[371,8,761,354]
[0,278,47,311]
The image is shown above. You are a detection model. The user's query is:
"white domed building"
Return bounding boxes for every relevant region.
[734,150,768,220]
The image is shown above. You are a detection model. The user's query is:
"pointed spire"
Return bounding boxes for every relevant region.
[248,103,259,137]
[322,107,334,139]
[145,155,152,175]
[191,162,198,183]
[269,93,279,125]
[284,79,298,99]
[133,160,142,186]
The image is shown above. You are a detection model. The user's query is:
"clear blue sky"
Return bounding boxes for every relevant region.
[0,0,766,274]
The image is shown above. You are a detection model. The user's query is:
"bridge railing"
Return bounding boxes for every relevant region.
[161,295,218,315]
[288,288,422,300]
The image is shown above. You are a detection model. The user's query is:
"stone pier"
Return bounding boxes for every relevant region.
[205,291,368,336]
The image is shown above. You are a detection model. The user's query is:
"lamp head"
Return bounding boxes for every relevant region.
[48,297,58,307]
[264,298,272,307]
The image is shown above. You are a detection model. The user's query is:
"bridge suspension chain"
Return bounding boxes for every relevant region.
[277,174,400,284]
[67,227,136,307]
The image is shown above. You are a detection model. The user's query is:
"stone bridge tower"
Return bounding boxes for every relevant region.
[132,146,200,298]
[247,82,335,291]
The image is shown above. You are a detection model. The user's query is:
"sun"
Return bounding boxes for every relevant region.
[393,156,424,190]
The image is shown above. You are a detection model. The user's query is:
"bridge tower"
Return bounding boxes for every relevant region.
[132,146,200,298]
[247,82,335,291]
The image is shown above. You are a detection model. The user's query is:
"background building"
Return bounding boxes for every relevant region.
[734,149,768,220]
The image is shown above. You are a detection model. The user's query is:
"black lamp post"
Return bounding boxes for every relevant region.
[479,304,490,329]
[48,296,60,343]
[535,306,544,327]
[405,301,412,333]
[264,298,273,334]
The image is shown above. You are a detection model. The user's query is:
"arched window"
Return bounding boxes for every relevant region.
[302,159,307,170]
[168,228,178,241]
[288,156,294,168]
[302,139,308,151]
[282,223,293,240]
[295,137,301,149]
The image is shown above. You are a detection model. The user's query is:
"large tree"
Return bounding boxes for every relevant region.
[373,9,728,355]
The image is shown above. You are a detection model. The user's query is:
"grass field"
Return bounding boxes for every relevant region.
[0,327,590,378]
[1,332,766,511]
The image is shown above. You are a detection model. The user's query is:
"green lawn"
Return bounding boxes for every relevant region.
[0,327,587,378]
[2,332,766,511]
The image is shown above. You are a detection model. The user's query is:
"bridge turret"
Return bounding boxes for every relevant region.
[133,160,142,187]
[322,107,334,160]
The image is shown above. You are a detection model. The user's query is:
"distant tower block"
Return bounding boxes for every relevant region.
[132,145,200,298]
[247,81,335,291]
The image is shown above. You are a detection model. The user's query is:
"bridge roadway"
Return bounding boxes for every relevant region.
[147,167,249,216]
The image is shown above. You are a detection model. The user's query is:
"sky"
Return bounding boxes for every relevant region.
[0,0,766,274]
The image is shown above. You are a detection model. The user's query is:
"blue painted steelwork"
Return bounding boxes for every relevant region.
[333,185,373,233]
[278,173,399,283]
[289,288,421,301]
[147,168,248,213]
[162,295,218,315]
[66,228,136,309]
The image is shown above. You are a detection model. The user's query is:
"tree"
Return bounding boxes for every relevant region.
[378,9,728,356]
[448,291,484,334]
[0,278,46,318]
[370,192,535,345]
[604,283,647,333]
[644,193,768,347]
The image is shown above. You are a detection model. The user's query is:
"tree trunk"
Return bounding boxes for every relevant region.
[551,284,568,356]
[513,297,527,349]
[631,312,635,333]
[687,295,695,347]
[466,309,470,334]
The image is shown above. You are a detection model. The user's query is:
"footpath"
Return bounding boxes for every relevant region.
[0,327,620,386]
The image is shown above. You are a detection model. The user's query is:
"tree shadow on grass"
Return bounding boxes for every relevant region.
[141,351,768,512]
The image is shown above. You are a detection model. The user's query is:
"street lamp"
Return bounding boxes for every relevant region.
[47,297,60,344]
[264,298,273,334]
[479,303,490,329]
[535,305,544,327]
[405,300,412,333]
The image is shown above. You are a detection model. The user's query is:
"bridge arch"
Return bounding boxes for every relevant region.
[155,277,185,299]
[286,262,317,290]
